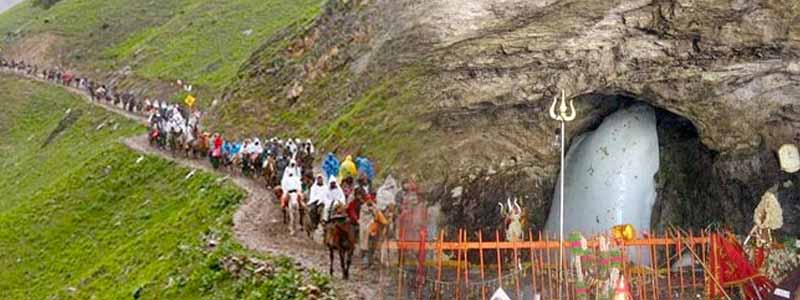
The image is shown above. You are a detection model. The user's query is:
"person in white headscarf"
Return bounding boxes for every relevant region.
[250,138,264,165]
[307,174,328,226]
[288,139,299,159]
[252,138,263,155]
[280,165,304,211]
[324,177,346,222]
[284,159,302,178]
[304,139,315,156]
[240,139,252,156]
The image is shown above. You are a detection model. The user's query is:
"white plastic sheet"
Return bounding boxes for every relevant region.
[376,175,398,210]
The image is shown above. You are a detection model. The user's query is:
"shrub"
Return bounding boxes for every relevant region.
[33,0,62,9]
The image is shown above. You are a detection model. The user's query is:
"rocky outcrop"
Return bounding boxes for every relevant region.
[219,0,800,234]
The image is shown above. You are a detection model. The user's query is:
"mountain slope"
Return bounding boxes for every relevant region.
[0,0,323,100]
[0,75,332,299]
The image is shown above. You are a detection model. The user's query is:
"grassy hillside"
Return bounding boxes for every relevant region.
[0,0,323,94]
[212,1,435,180]
[0,75,332,299]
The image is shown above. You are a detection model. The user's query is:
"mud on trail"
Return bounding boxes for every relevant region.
[2,72,385,299]
[123,135,385,299]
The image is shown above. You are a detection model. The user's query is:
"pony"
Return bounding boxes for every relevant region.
[285,191,304,236]
[249,152,263,179]
[148,127,160,147]
[227,153,243,174]
[192,132,210,158]
[178,127,195,157]
[325,214,356,279]
[167,126,182,155]
[262,155,278,188]
[305,202,322,238]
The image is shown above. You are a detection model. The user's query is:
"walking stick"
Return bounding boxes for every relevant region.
[669,227,732,300]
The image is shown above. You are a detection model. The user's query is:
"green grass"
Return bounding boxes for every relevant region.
[0,0,324,92]
[105,0,323,90]
[0,75,333,299]
[0,75,141,212]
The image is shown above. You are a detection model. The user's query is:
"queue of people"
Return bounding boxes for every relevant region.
[1,56,422,268]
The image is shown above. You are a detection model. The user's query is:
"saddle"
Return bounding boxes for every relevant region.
[325,217,356,247]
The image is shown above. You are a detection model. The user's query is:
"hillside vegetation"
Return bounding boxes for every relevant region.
[0,0,323,94]
[0,0,428,178]
[0,75,332,299]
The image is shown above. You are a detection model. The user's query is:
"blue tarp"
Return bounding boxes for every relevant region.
[322,153,340,180]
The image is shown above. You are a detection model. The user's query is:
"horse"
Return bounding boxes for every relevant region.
[285,191,305,236]
[192,133,210,158]
[299,151,314,174]
[167,126,182,155]
[249,152,263,179]
[325,215,356,280]
[178,127,195,157]
[262,155,278,188]
[227,153,243,174]
[305,202,322,238]
[148,127,160,147]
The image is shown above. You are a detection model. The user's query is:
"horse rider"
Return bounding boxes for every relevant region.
[280,164,305,215]
[286,139,298,159]
[359,195,388,266]
[251,138,264,163]
[325,177,347,223]
[307,174,328,230]
[355,175,371,196]
[339,155,357,181]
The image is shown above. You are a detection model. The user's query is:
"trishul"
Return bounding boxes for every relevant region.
[547,88,577,299]
[548,90,576,122]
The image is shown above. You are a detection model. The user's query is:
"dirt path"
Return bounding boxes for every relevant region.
[1,71,384,299]
[124,135,384,299]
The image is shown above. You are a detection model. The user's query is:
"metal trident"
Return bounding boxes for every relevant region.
[548,89,576,122]
[547,89,577,299]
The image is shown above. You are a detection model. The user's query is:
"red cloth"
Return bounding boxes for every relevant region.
[213,137,222,150]
[346,200,360,223]
[754,248,767,270]
[709,233,775,300]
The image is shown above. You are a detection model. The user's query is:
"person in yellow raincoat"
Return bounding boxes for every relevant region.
[338,155,357,180]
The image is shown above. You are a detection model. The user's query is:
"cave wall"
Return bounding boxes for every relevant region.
[419,0,800,234]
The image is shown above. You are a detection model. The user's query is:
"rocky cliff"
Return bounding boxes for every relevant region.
[214,0,800,235]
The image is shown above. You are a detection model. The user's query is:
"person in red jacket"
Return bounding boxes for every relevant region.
[346,188,365,223]
[210,133,223,169]
[345,188,366,249]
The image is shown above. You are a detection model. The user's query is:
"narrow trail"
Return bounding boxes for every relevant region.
[2,71,385,299]
[123,135,383,300]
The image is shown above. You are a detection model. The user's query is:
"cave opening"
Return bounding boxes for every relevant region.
[650,105,723,232]
[545,94,724,236]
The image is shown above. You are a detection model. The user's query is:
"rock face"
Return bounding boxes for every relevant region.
[221,0,800,235]
[544,104,659,238]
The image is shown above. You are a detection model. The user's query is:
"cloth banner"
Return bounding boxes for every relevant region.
[709,233,775,300]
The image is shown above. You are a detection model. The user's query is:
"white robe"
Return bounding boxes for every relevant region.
[281,173,303,193]
[324,181,346,221]
[284,159,302,178]
[308,182,327,206]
